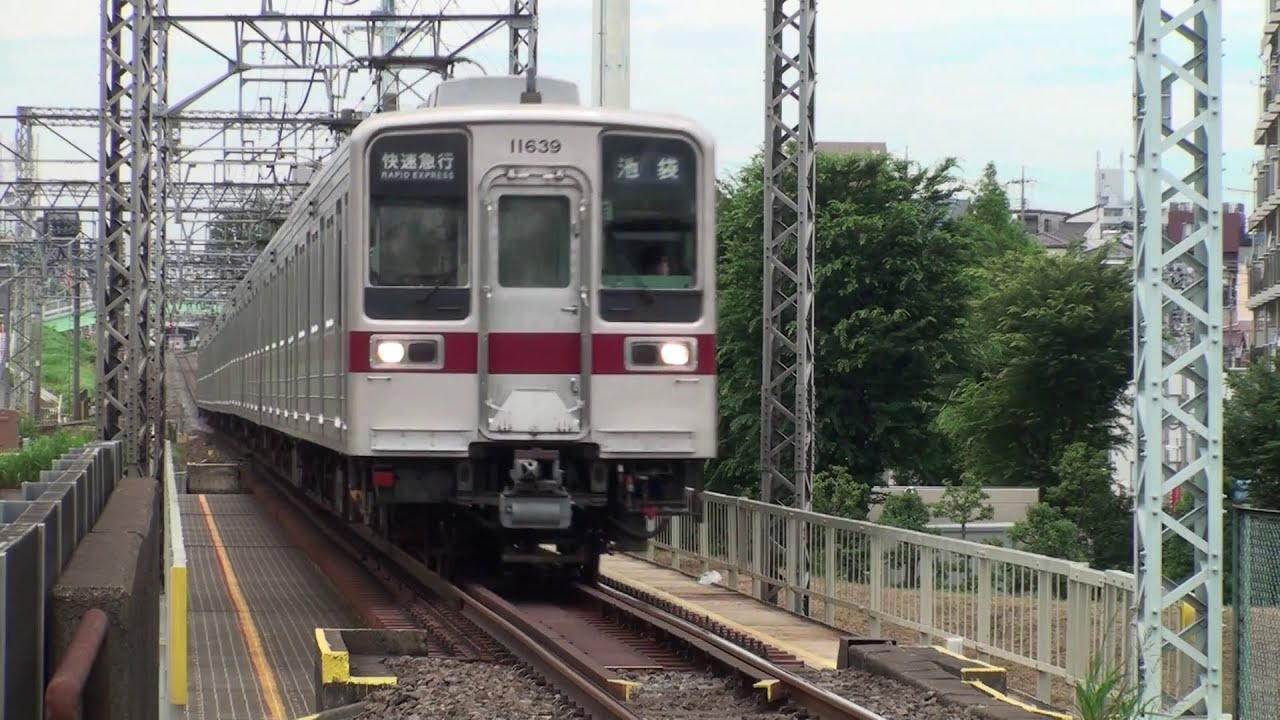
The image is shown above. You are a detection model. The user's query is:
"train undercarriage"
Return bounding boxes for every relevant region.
[203,411,704,583]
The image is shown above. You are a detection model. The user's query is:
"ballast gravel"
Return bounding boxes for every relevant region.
[352,656,568,720]
[617,670,791,719]
[794,666,988,720]
[350,657,996,720]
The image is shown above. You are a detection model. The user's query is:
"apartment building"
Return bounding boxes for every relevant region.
[1247,3,1280,354]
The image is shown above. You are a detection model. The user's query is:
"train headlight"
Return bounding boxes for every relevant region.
[625,337,696,371]
[375,340,405,364]
[659,341,691,366]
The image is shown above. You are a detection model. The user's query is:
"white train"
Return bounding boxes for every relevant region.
[195,76,717,580]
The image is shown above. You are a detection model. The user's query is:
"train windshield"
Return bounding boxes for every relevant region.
[600,134,697,289]
[368,200,468,287]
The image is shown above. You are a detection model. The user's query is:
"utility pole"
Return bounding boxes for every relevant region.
[592,0,630,108]
[378,0,399,110]
[1004,168,1034,221]
[71,236,81,421]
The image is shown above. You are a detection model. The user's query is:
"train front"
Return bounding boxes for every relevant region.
[353,106,715,576]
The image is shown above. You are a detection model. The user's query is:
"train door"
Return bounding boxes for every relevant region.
[478,173,590,440]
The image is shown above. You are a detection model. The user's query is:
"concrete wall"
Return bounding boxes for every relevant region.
[49,476,161,720]
[867,486,1039,526]
[0,441,122,720]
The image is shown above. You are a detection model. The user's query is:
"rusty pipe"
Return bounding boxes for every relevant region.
[45,607,109,720]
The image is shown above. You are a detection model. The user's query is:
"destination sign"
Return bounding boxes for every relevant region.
[602,134,696,188]
[369,130,468,196]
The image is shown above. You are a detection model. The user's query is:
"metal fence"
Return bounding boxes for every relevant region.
[1234,505,1280,719]
[641,491,1137,705]
[0,440,123,720]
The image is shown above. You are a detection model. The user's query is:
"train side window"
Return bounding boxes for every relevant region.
[497,195,571,288]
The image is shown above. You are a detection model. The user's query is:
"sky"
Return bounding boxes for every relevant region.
[0,0,1269,214]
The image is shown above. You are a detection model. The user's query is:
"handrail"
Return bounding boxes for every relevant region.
[44,608,109,720]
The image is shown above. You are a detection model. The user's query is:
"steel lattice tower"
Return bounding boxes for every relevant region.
[509,0,537,75]
[1132,0,1224,715]
[99,0,163,478]
[760,0,815,612]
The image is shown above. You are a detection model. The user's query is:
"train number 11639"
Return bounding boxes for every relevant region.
[509,138,562,154]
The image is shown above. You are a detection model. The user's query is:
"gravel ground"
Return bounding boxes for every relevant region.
[796,667,987,720]
[353,657,570,719]
[617,670,794,720]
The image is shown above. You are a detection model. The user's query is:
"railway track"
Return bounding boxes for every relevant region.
[175,365,889,719]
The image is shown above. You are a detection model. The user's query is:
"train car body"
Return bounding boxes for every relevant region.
[195,76,716,578]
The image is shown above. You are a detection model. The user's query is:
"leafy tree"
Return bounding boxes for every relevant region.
[931,476,994,540]
[1224,356,1280,510]
[958,162,1039,263]
[1043,442,1133,569]
[879,490,932,532]
[1007,503,1089,561]
[811,465,875,520]
[938,248,1132,490]
[710,150,979,494]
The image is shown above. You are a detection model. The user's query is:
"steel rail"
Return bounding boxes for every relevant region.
[458,583,641,720]
[589,582,888,720]
[211,429,639,720]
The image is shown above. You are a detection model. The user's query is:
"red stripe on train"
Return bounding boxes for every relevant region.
[348,331,715,375]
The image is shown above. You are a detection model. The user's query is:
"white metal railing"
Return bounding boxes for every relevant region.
[640,491,1137,704]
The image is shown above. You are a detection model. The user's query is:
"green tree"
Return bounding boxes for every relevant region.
[1043,442,1133,569]
[958,162,1039,262]
[879,490,932,532]
[710,150,978,494]
[812,465,875,520]
[931,476,995,540]
[938,248,1132,489]
[1007,503,1089,561]
[1225,356,1280,510]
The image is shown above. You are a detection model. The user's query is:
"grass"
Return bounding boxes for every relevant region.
[40,329,95,400]
[0,427,97,488]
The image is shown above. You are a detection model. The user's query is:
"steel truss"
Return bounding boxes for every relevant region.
[1,114,42,416]
[88,2,540,476]
[99,0,163,476]
[760,0,816,613]
[1132,0,1224,716]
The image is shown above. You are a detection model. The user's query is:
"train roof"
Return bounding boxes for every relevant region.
[346,77,714,147]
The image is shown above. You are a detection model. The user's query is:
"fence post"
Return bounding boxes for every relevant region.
[726,503,739,590]
[1036,569,1052,702]
[823,525,836,625]
[868,531,883,637]
[976,556,992,651]
[918,546,935,645]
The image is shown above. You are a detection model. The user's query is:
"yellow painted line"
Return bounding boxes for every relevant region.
[753,678,781,702]
[169,564,188,704]
[602,572,837,669]
[608,678,642,701]
[348,675,398,686]
[199,495,288,720]
[965,680,1074,720]
[931,644,1002,670]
